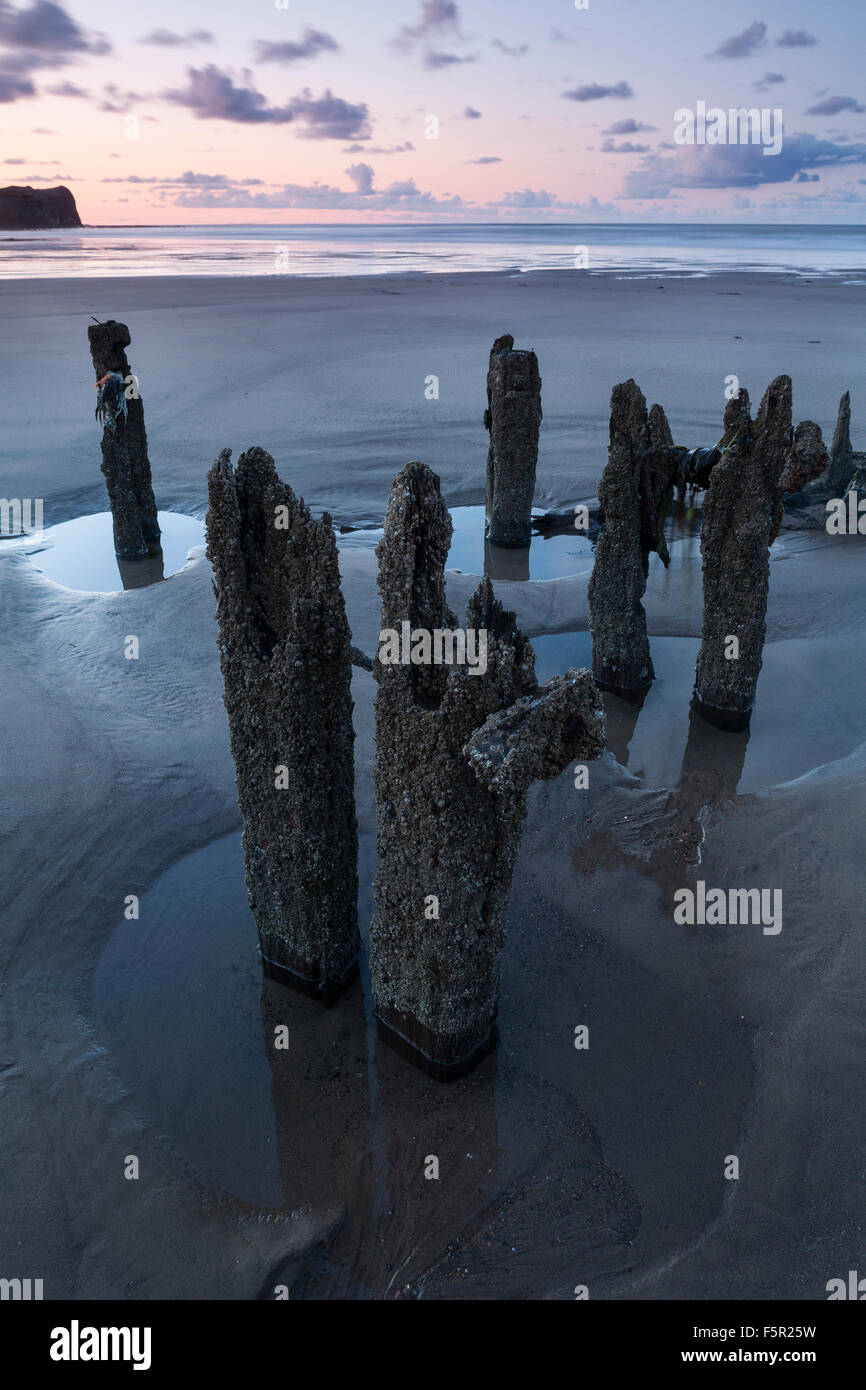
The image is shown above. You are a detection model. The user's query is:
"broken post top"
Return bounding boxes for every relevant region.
[485,335,542,419]
[705,375,791,538]
[826,390,854,491]
[600,379,648,517]
[781,420,829,494]
[206,445,347,663]
[376,461,536,709]
[376,460,453,638]
[87,319,132,379]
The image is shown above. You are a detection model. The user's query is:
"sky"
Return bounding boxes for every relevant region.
[1,0,866,224]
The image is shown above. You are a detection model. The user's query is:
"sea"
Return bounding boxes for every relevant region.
[1,221,864,279]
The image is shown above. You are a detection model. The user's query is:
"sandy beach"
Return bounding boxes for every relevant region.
[2,267,865,1299]
[3,268,861,525]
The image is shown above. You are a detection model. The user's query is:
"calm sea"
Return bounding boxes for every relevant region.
[1,221,864,280]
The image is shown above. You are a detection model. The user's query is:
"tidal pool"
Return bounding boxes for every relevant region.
[27,510,205,592]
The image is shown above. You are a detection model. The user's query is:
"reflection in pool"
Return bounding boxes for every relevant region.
[28,510,205,592]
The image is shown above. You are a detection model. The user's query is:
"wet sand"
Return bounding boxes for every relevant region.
[1,268,862,527]
[1,268,865,1298]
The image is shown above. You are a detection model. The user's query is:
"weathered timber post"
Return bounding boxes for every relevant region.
[87,319,159,558]
[484,334,542,548]
[692,375,792,731]
[588,380,677,698]
[206,446,360,1003]
[371,461,605,1079]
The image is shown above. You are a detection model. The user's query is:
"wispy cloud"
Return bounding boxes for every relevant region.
[563,81,633,102]
[393,1,463,52]
[603,117,656,134]
[754,71,785,91]
[777,29,818,49]
[254,28,339,65]
[44,77,88,97]
[602,138,651,154]
[806,94,865,115]
[139,29,212,48]
[342,141,414,154]
[424,50,477,68]
[707,21,767,60]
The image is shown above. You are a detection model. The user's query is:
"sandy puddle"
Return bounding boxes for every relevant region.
[25,510,205,591]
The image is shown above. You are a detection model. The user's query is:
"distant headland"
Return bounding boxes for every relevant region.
[0,185,81,229]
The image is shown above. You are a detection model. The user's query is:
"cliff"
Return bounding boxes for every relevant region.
[0,185,81,229]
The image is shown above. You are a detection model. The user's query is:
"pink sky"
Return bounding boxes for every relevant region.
[2,0,866,223]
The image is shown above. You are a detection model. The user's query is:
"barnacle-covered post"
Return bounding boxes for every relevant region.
[484,334,542,547]
[371,462,605,1079]
[87,319,159,558]
[692,375,792,731]
[206,446,360,1003]
[780,419,828,496]
[588,380,677,699]
[826,391,854,492]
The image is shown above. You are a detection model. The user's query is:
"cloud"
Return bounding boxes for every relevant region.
[620,132,866,198]
[601,138,650,153]
[603,117,656,134]
[0,61,34,101]
[100,83,144,113]
[289,88,371,140]
[1,170,75,179]
[45,78,88,96]
[424,50,477,68]
[777,29,817,48]
[254,28,339,64]
[563,81,633,102]
[162,69,371,136]
[344,161,374,194]
[796,171,819,182]
[165,171,465,212]
[492,39,528,57]
[467,155,501,163]
[806,95,865,116]
[549,28,572,44]
[0,0,109,55]
[101,171,264,186]
[342,141,414,154]
[0,38,82,98]
[500,187,556,207]
[463,105,482,118]
[754,71,785,91]
[393,1,478,70]
[139,29,212,47]
[163,66,296,122]
[707,21,767,60]
[393,1,462,51]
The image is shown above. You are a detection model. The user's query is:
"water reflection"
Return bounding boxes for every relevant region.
[28,510,204,592]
